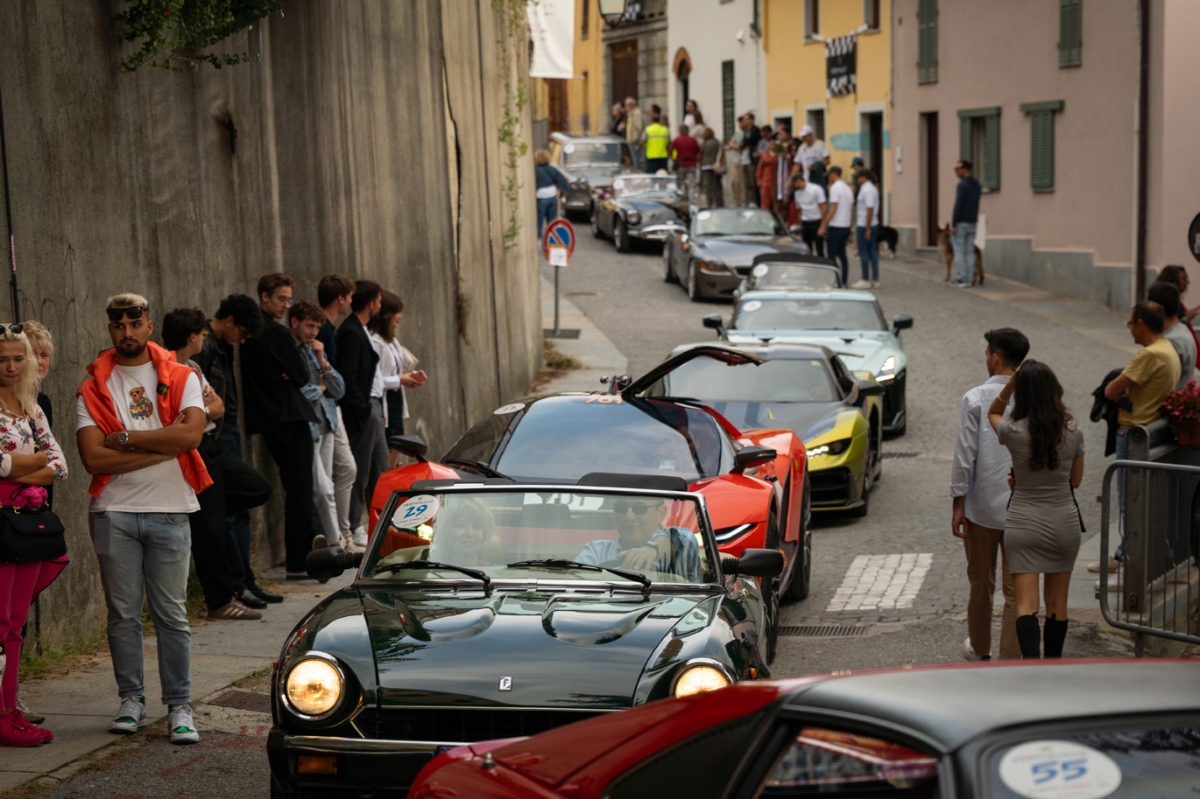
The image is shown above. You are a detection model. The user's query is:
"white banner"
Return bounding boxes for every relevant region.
[528,0,575,79]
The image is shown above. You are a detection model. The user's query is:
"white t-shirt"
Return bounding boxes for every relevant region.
[793,140,830,179]
[826,180,855,228]
[794,183,828,222]
[75,362,204,513]
[856,181,880,228]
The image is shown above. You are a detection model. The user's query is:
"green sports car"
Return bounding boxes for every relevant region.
[705,289,913,436]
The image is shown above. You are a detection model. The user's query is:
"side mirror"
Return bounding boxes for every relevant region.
[702,313,725,335]
[892,314,914,332]
[388,434,428,463]
[732,445,777,474]
[723,548,784,579]
[857,380,887,398]
[306,547,364,582]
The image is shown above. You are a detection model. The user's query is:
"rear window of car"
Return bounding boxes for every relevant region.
[761,727,938,796]
[648,358,838,403]
[735,298,885,332]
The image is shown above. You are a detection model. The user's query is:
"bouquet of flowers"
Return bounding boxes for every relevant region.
[1163,380,1200,422]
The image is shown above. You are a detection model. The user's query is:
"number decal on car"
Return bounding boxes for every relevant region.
[392,495,441,528]
[999,741,1120,799]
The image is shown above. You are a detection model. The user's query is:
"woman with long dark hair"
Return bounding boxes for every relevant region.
[988,360,1084,659]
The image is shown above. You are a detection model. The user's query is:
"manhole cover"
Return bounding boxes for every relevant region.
[882,452,921,459]
[208,690,272,714]
[780,624,870,638]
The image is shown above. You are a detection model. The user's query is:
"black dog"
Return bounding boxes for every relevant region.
[876,225,899,258]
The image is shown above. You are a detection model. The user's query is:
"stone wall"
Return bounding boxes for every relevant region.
[0,0,540,649]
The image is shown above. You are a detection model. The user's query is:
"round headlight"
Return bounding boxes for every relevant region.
[285,658,344,717]
[673,664,731,698]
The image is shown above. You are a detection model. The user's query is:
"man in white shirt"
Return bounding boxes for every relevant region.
[77,294,210,745]
[818,166,855,285]
[950,328,1029,662]
[792,172,827,257]
[793,124,830,181]
[851,170,882,289]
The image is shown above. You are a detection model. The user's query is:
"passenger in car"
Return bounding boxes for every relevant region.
[429,498,505,567]
[576,498,700,581]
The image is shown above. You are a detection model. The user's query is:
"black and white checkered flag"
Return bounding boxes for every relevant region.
[826,34,857,98]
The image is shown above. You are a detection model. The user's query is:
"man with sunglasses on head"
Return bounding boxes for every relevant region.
[576,497,700,582]
[76,294,211,745]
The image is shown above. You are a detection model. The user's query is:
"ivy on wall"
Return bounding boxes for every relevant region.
[492,0,530,249]
[114,0,284,73]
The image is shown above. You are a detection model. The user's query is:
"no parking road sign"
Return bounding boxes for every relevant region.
[542,219,575,263]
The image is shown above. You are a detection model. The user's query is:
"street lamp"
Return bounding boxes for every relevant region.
[597,0,629,26]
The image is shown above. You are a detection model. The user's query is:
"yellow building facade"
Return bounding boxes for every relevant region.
[763,0,892,215]
[531,0,608,138]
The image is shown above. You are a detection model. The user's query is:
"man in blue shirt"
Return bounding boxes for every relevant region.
[577,497,700,582]
[950,160,982,287]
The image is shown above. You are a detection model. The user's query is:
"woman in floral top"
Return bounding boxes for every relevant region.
[0,324,67,747]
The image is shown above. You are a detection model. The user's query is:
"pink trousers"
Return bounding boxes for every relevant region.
[0,559,66,708]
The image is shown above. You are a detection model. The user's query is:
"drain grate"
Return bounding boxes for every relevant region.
[882,452,922,459]
[780,624,870,638]
[564,291,600,297]
[208,690,272,714]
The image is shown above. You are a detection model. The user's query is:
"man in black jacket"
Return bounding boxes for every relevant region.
[337,279,387,547]
[240,273,319,577]
[950,160,982,287]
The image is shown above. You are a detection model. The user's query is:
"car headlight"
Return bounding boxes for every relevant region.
[698,260,729,274]
[673,664,731,698]
[876,355,897,383]
[626,210,641,225]
[807,438,853,459]
[285,657,344,717]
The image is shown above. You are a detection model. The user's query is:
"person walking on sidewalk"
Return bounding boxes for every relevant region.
[623,97,645,171]
[76,294,211,744]
[670,124,700,202]
[534,149,570,241]
[851,170,881,289]
[951,328,1028,662]
[988,360,1085,659]
[0,323,67,747]
[819,166,854,285]
[950,160,982,287]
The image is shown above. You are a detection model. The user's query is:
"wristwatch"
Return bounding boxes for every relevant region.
[117,431,129,448]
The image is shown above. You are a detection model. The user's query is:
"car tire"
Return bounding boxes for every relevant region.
[762,507,781,664]
[686,260,702,301]
[591,207,605,239]
[662,246,677,283]
[869,414,882,483]
[885,376,907,437]
[787,478,812,601]
[850,469,870,518]
[615,219,632,253]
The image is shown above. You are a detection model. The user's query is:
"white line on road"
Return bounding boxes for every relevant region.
[825,553,933,613]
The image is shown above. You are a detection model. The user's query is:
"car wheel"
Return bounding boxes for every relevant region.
[591,207,605,239]
[885,376,907,437]
[762,507,781,664]
[615,219,632,253]
[686,260,702,301]
[869,414,882,483]
[787,478,812,601]
[662,245,677,283]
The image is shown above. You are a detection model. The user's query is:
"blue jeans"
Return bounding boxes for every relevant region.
[826,227,852,285]
[90,511,192,705]
[536,197,557,240]
[856,225,880,281]
[951,222,977,283]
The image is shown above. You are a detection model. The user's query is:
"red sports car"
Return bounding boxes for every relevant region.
[409,660,1200,799]
[371,347,810,660]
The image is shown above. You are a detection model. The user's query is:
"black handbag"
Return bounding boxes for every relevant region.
[0,506,66,563]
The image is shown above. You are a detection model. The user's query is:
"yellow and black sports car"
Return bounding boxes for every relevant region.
[647,342,884,519]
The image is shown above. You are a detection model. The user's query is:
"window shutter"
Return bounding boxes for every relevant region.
[984,113,1001,191]
[1030,112,1055,191]
[917,0,938,84]
[959,116,972,162]
[1059,0,1082,67]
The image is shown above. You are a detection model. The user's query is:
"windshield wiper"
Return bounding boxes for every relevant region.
[373,560,491,587]
[506,559,651,594]
[443,458,511,480]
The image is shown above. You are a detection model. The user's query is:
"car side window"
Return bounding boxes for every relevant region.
[758,726,939,797]
[444,411,519,464]
[831,358,856,397]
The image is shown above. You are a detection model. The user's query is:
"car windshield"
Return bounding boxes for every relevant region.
[734,298,886,331]
[561,141,630,167]
[612,175,678,197]
[750,263,841,291]
[648,357,838,403]
[694,208,784,237]
[367,488,716,585]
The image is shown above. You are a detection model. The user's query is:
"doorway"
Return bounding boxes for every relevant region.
[610,40,639,108]
[863,111,885,214]
[547,79,569,134]
[922,112,939,246]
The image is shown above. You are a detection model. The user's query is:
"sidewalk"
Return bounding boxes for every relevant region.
[1,571,350,793]
[537,275,627,395]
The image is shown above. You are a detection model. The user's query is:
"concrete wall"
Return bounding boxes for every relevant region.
[0,0,540,649]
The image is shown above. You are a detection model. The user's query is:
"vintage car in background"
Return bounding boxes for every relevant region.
[590,174,691,253]
[547,133,638,220]
[650,342,884,518]
[712,289,913,436]
[409,660,1200,799]
[268,483,783,798]
[733,253,843,302]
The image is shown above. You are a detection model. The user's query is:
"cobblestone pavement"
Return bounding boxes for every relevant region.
[541,222,1138,661]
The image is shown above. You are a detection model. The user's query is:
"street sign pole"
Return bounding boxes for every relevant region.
[548,245,569,334]
[542,220,580,339]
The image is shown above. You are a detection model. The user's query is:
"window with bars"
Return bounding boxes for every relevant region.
[1021,101,1064,192]
[1059,0,1082,67]
[958,107,1000,192]
[917,0,937,83]
[721,60,736,143]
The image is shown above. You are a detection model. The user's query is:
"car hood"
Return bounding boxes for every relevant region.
[727,330,889,373]
[693,237,810,270]
[564,165,627,187]
[624,197,688,221]
[699,401,845,443]
[362,587,710,709]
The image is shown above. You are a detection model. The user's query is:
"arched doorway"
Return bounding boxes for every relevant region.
[673,48,692,125]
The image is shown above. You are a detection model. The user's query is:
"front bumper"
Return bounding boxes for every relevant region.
[695,269,743,299]
[880,372,907,432]
[809,465,866,511]
[268,729,443,796]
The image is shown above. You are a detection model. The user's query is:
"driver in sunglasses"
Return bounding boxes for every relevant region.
[576,498,700,582]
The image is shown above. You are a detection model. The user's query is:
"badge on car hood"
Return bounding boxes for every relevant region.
[499,676,513,692]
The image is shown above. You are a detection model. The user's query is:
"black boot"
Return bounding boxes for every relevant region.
[1016,614,1041,659]
[1044,615,1068,658]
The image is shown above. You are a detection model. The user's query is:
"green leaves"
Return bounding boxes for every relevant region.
[114,0,284,73]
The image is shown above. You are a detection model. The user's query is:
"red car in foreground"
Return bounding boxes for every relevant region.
[410,660,1200,799]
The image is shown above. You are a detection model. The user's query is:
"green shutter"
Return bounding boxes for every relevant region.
[984,113,1001,191]
[959,116,972,162]
[1030,111,1055,191]
[918,0,938,84]
[1059,0,1082,67]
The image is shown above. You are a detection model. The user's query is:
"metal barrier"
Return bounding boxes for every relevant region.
[1099,419,1200,654]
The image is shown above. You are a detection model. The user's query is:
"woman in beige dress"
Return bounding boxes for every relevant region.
[988,361,1085,659]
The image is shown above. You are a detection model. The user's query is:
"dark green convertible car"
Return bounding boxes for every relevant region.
[268,482,782,798]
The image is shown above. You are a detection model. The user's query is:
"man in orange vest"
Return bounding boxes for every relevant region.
[76,293,210,746]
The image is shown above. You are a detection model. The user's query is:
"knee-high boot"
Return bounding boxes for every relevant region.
[1043,615,1068,659]
[1016,614,1041,659]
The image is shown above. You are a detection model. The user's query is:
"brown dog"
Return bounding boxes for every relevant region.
[937,224,984,285]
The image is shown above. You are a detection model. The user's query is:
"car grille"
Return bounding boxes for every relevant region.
[355,708,607,743]
[811,468,853,506]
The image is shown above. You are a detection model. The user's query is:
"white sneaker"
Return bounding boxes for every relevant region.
[850,279,872,289]
[110,695,148,734]
[870,279,880,288]
[961,637,982,662]
[351,527,368,550]
[168,704,200,745]
[15,696,44,725]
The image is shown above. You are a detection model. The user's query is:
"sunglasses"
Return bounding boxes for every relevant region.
[0,324,22,336]
[106,306,146,322]
[613,501,659,516]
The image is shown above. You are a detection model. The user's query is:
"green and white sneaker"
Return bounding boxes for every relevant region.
[110,695,148,734]
[168,704,199,745]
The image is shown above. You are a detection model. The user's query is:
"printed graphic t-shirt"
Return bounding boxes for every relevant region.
[75,361,204,513]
